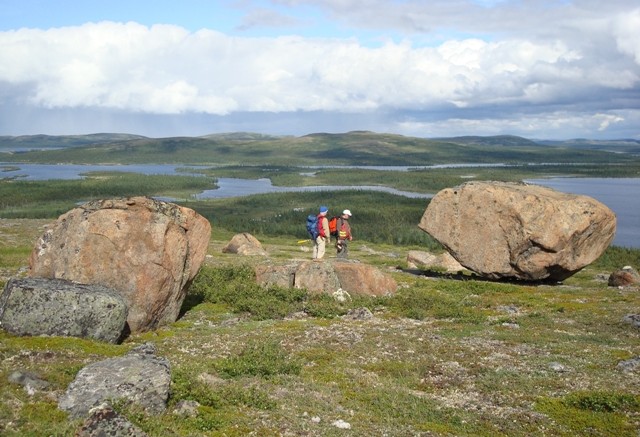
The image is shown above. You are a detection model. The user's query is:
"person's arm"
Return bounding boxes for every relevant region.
[322,217,330,239]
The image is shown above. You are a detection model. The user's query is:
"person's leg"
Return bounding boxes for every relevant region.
[336,240,347,258]
[317,236,326,259]
[312,239,319,259]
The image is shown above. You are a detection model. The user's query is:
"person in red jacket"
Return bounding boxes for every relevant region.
[313,206,330,260]
[336,209,353,259]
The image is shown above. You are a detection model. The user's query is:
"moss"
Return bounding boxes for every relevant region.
[536,394,639,435]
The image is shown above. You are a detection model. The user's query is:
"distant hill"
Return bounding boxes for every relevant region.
[198,132,287,141]
[433,135,543,147]
[0,131,635,166]
[537,138,640,154]
[0,133,147,149]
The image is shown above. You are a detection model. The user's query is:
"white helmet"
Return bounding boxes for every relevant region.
[343,209,352,216]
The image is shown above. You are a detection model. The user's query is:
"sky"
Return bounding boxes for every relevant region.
[0,0,639,139]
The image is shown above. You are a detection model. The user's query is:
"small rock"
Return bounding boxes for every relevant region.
[616,356,640,373]
[608,266,640,287]
[332,419,351,429]
[8,370,50,393]
[497,305,520,314]
[343,307,374,320]
[172,400,200,417]
[548,362,568,372]
[76,403,148,437]
[622,314,640,328]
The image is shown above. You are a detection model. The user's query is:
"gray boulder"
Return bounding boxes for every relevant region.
[0,277,127,344]
[58,343,171,419]
[419,181,616,281]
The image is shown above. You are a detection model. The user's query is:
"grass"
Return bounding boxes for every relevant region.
[1,202,639,435]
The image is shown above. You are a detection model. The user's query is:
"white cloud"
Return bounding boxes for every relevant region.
[394,109,637,139]
[0,1,639,138]
[612,8,640,64]
[1,20,635,117]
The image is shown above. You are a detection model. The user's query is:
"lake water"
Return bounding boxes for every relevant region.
[0,163,196,180]
[194,178,432,199]
[1,163,637,248]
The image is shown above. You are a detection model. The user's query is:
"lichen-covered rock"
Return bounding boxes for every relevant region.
[58,343,170,419]
[419,181,616,281]
[29,196,211,333]
[0,277,127,343]
[76,403,149,437]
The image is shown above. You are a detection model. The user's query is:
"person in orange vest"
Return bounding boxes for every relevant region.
[335,209,353,259]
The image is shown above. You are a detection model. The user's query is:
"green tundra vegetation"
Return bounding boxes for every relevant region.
[2,131,639,166]
[0,132,639,435]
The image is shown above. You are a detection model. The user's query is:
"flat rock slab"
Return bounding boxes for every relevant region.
[0,277,127,343]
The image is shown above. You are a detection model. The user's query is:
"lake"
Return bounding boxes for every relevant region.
[194,178,432,199]
[1,163,637,248]
[0,163,196,180]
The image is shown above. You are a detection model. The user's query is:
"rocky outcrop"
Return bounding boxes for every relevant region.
[58,343,170,419]
[0,278,127,343]
[419,181,616,281]
[29,197,211,333]
[406,250,466,273]
[222,233,267,256]
[255,260,397,296]
[608,266,640,287]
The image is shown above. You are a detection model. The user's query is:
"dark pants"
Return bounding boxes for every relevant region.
[336,239,349,258]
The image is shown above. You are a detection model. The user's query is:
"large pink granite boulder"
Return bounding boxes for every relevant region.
[29,196,211,332]
[419,181,616,281]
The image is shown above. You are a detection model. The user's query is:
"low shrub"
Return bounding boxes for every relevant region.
[214,339,303,379]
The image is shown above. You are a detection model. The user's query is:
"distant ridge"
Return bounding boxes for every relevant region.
[1,131,636,166]
[0,133,147,148]
[537,138,640,154]
[198,132,286,141]
[433,135,542,147]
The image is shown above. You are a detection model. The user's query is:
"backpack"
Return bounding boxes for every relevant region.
[306,214,319,239]
[328,216,338,236]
